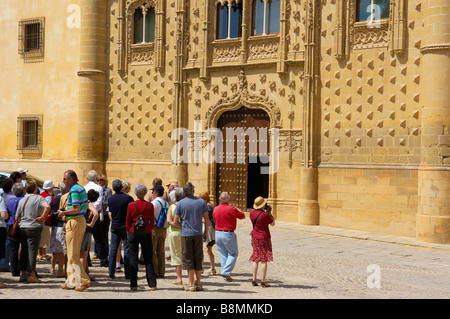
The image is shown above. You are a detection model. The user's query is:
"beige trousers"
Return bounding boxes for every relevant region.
[65,216,90,288]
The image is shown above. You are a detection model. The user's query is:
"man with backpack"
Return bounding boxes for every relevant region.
[150,184,169,278]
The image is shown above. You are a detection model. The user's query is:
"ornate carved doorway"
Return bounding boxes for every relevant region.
[216,106,270,211]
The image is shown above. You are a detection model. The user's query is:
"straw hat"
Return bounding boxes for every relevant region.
[253,196,268,210]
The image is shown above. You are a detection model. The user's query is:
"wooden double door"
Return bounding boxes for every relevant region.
[216,107,270,211]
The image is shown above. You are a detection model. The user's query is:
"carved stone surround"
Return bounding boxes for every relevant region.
[334,0,406,59]
[123,0,165,70]
[204,70,283,129]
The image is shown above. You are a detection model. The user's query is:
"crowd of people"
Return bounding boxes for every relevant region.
[0,168,275,292]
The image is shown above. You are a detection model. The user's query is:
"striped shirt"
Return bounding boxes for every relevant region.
[66,183,88,219]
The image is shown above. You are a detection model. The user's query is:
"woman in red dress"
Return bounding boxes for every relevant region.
[249,196,275,287]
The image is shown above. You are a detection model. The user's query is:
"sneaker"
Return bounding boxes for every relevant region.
[150,287,157,291]
[130,287,138,291]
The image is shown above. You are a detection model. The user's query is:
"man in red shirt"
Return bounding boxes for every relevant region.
[213,192,245,282]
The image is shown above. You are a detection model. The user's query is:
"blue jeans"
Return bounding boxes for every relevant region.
[215,230,239,276]
[109,229,129,278]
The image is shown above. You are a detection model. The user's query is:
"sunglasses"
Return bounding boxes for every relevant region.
[97,179,105,182]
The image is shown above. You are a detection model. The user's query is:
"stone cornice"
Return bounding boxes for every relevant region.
[420,43,450,54]
[77,69,106,77]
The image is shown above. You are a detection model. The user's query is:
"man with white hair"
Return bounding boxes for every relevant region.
[84,170,103,267]
[213,192,245,282]
[84,170,103,215]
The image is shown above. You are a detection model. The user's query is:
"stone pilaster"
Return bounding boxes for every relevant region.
[77,0,107,166]
[417,0,450,244]
[171,0,188,185]
[298,0,320,225]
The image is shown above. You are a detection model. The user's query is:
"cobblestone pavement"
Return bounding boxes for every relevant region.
[1,219,449,300]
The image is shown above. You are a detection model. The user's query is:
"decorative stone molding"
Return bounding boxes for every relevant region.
[204,70,282,129]
[77,69,106,77]
[279,128,303,167]
[212,40,241,63]
[248,36,280,60]
[334,0,407,59]
[353,20,389,49]
[130,43,155,64]
[420,44,450,54]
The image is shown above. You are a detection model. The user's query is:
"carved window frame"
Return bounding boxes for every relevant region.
[215,0,243,40]
[124,0,165,70]
[334,0,406,60]
[251,0,281,36]
[209,0,287,70]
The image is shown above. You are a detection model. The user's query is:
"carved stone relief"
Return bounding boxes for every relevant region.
[204,70,283,130]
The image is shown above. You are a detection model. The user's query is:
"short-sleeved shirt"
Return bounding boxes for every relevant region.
[108,192,134,232]
[249,209,273,240]
[66,183,88,219]
[174,196,208,237]
[84,181,104,212]
[213,203,245,231]
[152,196,169,228]
[0,196,6,228]
[7,196,24,226]
[17,194,48,229]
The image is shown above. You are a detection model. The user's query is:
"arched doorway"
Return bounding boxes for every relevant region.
[216,106,270,211]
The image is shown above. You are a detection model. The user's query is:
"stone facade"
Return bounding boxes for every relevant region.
[0,0,448,243]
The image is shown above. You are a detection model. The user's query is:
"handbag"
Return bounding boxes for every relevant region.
[7,195,30,242]
[45,212,57,227]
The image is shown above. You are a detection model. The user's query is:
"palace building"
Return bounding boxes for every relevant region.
[0,0,449,243]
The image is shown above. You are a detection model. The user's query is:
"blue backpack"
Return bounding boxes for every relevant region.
[155,199,168,228]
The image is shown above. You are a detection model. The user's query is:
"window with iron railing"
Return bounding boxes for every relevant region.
[17,115,42,153]
[18,17,45,59]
